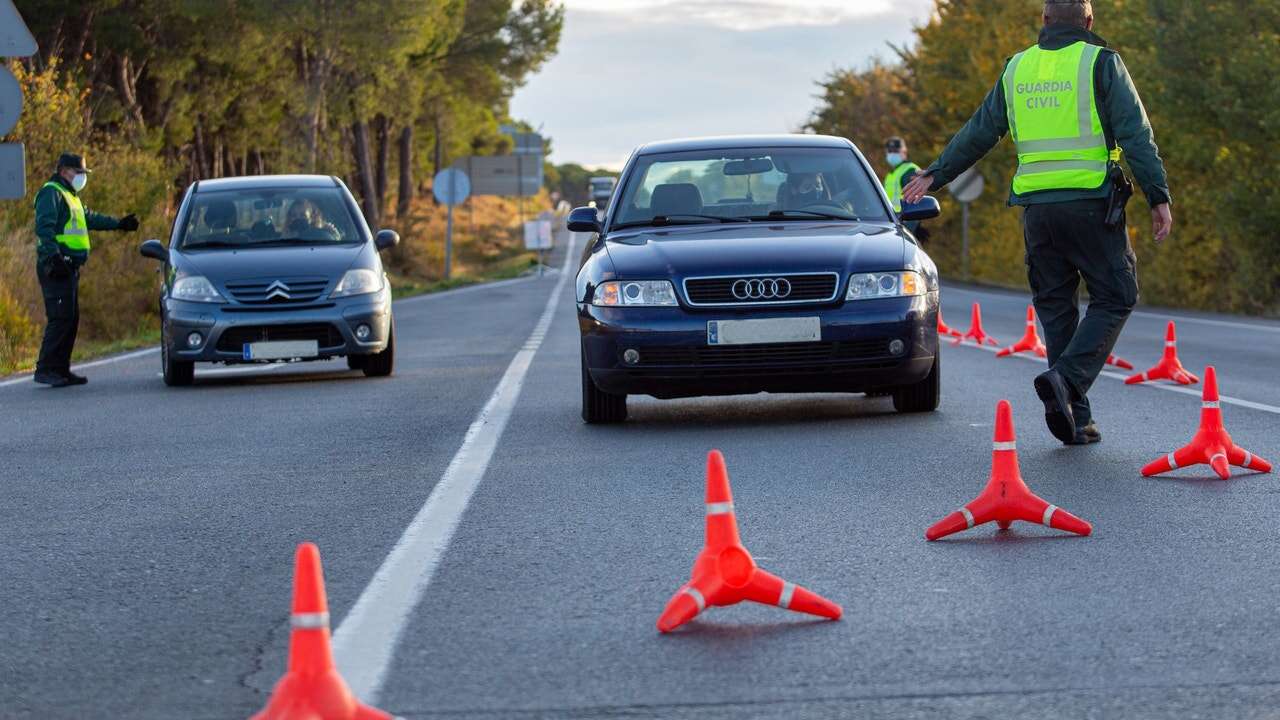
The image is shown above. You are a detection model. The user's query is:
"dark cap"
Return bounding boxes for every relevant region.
[56,153,92,173]
[884,137,906,151]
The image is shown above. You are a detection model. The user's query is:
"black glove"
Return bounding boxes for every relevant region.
[46,253,73,279]
[118,214,140,232]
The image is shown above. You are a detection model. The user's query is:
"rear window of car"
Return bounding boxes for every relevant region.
[612,146,890,228]
[179,187,361,249]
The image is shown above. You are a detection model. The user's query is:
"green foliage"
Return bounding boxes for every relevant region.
[806,0,1280,314]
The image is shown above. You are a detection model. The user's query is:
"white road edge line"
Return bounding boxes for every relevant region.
[0,274,548,389]
[947,335,1280,415]
[331,235,577,702]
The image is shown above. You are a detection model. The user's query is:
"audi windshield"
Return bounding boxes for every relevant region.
[178,187,362,250]
[612,146,891,230]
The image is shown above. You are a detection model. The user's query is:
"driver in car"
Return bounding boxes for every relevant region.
[285,198,340,241]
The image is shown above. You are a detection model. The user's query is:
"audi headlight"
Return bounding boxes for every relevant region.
[846,271,924,301]
[171,275,225,303]
[592,280,678,307]
[330,268,384,299]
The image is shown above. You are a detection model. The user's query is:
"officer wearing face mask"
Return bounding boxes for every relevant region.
[882,137,929,242]
[31,153,139,388]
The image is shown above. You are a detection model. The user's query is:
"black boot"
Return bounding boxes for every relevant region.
[33,370,73,388]
[1033,369,1077,443]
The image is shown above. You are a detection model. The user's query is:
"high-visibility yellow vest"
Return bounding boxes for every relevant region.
[1003,41,1117,195]
[39,181,91,253]
[883,161,921,212]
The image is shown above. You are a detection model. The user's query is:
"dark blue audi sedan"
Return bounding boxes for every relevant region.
[572,135,943,423]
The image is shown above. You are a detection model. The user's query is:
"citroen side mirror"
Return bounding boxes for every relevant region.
[139,239,167,261]
[374,229,400,252]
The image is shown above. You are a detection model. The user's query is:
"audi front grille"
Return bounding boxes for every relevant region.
[683,272,840,306]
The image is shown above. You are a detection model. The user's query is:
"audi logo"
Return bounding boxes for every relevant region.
[731,277,792,300]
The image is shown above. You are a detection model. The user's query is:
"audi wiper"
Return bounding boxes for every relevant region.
[755,210,860,222]
[613,214,750,230]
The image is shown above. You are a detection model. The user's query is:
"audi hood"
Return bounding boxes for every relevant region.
[601,223,909,281]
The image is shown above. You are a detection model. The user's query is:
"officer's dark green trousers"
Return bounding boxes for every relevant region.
[1023,198,1138,426]
[36,260,80,375]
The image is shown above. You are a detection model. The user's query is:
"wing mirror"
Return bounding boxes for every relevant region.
[900,196,941,222]
[567,206,602,234]
[139,239,167,261]
[374,229,400,252]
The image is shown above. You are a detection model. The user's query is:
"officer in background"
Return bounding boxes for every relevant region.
[881,136,929,242]
[902,0,1172,445]
[32,153,139,387]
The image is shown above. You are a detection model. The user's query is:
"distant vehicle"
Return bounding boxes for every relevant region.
[571,135,943,423]
[139,175,400,386]
[588,176,616,209]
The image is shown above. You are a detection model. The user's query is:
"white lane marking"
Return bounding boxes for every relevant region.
[0,347,159,388]
[943,285,1280,334]
[948,334,1280,415]
[331,235,576,702]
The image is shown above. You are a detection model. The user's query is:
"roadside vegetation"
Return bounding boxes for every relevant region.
[807,0,1279,316]
[0,0,563,375]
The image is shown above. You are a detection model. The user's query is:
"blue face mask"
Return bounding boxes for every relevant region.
[886,153,903,167]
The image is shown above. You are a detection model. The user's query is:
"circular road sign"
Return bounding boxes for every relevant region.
[949,167,985,204]
[433,168,471,206]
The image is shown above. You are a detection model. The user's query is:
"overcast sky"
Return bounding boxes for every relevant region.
[510,0,936,169]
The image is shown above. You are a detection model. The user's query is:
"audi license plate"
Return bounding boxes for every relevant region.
[707,317,821,346]
[243,340,318,361]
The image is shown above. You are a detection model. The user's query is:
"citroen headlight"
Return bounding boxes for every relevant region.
[171,275,225,303]
[592,280,678,307]
[845,271,925,301]
[330,268,384,298]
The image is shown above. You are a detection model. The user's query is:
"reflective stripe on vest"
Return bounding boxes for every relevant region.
[39,182,91,252]
[883,161,921,212]
[1003,41,1109,195]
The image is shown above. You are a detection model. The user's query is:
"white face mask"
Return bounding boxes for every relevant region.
[886,153,903,167]
[71,173,88,192]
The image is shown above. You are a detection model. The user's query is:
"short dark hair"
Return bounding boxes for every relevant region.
[1044,0,1092,27]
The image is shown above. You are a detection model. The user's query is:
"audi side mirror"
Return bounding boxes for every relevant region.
[900,196,941,222]
[139,239,167,261]
[567,206,602,234]
[375,229,400,252]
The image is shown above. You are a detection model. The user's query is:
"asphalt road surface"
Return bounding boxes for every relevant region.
[3,239,1280,719]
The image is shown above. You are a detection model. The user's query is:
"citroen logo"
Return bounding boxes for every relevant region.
[731,277,791,300]
[265,280,292,301]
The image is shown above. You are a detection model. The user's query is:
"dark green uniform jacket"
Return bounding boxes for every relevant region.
[34,174,123,267]
[925,24,1172,208]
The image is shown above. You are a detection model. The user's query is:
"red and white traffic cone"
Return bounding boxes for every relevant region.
[996,306,1048,358]
[937,308,962,338]
[1140,366,1272,480]
[926,400,1092,540]
[953,302,1000,347]
[251,543,392,720]
[1105,354,1134,370]
[1125,321,1198,385]
[657,451,842,632]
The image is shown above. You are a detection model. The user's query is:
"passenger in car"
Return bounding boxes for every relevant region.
[284,198,340,241]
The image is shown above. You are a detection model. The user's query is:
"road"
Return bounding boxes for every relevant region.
[3,240,1280,719]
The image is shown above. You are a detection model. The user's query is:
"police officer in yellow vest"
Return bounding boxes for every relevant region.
[903,0,1172,445]
[32,153,139,387]
[881,136,930,242]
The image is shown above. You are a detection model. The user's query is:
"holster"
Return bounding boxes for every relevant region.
[1105,165,1134,229]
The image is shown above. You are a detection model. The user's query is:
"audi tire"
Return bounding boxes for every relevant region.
[582,343,627,424]
[892,353,939,413]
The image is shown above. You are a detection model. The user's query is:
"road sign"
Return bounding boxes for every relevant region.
[432,168,471,206]
[0,65,21,135]
[949,167,984,204]
[0,0,37,56]
[523,220,552,250]
[0,143,24,197]
[452,155,542,198]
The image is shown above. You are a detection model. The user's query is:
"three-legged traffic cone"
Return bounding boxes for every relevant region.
[657,451,842,632]
[1125,321,1198,385]
[953,302,1000,347]
[937,308,962,338]
[252,543,392,720]
[1140,366,1272,480]
[996,306,1048,358]
[1106,354,1134,370]
[926,400,1092,540]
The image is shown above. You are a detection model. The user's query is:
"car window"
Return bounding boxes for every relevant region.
[179,187,361,249]
[612,147,889,228]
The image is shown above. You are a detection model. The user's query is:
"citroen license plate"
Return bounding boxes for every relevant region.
[707,317,821,346]
[243,340,318,361]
